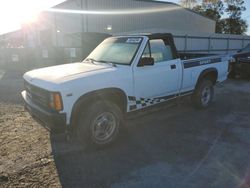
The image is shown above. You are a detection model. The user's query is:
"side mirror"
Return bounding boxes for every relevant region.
[138,57,154,67]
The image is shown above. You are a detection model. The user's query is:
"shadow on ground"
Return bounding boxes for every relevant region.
[49,85,249,188]
[1,68,250,188]
[0,70,25,104]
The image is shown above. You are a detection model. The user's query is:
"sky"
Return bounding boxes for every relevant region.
[0,0,65,35]
[0,0,249,35]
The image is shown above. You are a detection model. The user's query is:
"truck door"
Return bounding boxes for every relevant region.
[133,39,182,99]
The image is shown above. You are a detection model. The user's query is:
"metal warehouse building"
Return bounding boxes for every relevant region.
[37,0,216,47]
[1,0,217,49]
[52,0,215,34]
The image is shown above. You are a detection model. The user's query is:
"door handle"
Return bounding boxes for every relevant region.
[171,64,176,69]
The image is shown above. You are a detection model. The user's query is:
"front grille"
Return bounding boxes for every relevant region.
[24,81,49,109]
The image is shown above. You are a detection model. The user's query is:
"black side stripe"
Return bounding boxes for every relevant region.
[128,90,193,111]
[154,90,193,100]
[154,94,176,101]
[184,58,222,69]
[179,90,193,96]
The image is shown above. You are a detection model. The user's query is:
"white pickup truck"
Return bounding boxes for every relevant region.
[22,33,229,147]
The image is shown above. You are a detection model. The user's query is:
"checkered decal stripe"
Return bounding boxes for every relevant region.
[128,95,173,111]
[128,90,193,111]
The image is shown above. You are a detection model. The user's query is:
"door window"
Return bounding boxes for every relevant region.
[141,43,150,58]
[150,39,173,63]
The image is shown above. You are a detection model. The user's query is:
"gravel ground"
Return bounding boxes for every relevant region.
[0,70,60,187]
[0,70,250,188]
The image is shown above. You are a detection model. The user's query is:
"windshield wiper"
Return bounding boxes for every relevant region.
[84,58,116,67]
[84,58,96,64]
[96,60,117,67]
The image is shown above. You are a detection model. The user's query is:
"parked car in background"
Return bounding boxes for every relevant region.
[229,43,250,78]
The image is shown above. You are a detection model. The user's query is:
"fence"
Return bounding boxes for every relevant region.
[0,32,110,71]
[173,34,250,54]
[1,32,250,71]
[0,47,84,71]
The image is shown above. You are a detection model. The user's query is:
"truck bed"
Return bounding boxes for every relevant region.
[179,52,217,60]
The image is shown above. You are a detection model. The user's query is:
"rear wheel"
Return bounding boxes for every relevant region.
[192,79,214,109]
[76,100,123,149]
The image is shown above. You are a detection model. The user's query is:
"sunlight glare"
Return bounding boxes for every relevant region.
[0,0,65,34]
[1,0,43,24]
[46,6,182,15]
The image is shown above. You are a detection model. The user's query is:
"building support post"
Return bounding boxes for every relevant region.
[208,36,211,53]
[184,35,188,53]
[242,36,245,48]
[81,0,88,59]
[227,37,230,53]
[54,13,58,47]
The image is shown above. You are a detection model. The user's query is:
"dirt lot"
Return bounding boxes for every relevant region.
[1,70,250,188]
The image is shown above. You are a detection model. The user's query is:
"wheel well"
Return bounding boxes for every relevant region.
[70,88,127,130]
[196,68,218,87]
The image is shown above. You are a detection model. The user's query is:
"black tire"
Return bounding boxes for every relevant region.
[192,79,214,109]
[76,100,123,149]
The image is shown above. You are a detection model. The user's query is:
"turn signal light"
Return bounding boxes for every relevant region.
[50,92,63,111]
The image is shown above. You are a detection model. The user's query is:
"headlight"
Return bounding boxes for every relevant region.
[49,92,63,111]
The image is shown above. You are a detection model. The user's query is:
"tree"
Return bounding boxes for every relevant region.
[219,18,247,35]
[193,0,224,33]
[192,0,248,34]
[180,0,198,9]
[222,0,248,34]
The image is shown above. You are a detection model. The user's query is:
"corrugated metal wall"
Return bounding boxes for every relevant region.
[86,0,215,34]
[54,0,215,35]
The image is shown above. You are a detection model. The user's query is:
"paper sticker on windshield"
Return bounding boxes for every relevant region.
[126,38,142,43]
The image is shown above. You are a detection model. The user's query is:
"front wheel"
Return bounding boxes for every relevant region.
[76,100,123,149]
[192,79,214,109]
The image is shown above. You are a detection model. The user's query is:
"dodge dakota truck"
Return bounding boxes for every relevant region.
[22,33,229,148]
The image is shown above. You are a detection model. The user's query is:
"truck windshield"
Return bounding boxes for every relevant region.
[85,37,142,65]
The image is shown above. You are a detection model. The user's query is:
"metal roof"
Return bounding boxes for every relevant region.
[53,0,215,22]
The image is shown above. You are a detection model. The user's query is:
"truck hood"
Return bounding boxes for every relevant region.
[24,62,113,84]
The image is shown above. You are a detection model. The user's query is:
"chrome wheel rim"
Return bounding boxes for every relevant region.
[91,112,117,142]
[201,86,211,106]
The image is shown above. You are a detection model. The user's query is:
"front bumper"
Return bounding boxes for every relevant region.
[22,90,67,133]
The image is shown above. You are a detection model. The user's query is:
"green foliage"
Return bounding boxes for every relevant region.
[220,18,248,34]
[180,0,198,9]
[224,0,246,18]
[190,0,248,34]
[193,0,224,33]
[222,0,248,34]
